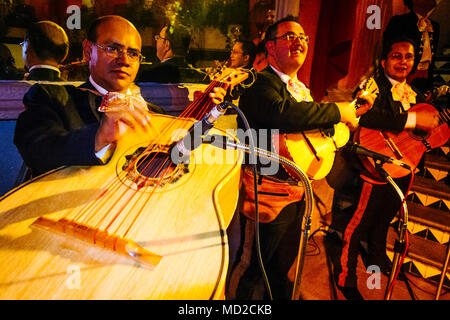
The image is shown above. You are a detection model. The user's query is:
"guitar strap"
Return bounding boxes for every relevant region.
[421,138,432,151]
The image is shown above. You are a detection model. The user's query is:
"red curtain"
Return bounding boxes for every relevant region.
[300,0,409,101]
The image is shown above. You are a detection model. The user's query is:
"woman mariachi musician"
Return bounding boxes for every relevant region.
[326,36,442,300]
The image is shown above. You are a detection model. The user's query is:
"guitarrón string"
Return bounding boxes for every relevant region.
[67,76,231,243]
[114,81,227,239]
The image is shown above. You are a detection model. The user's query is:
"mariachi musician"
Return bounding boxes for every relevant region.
[326,36,441,300]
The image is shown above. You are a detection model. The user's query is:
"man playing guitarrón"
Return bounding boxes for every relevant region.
[14,15,225,177]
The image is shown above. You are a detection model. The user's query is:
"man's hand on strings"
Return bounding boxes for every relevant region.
[355,90,376,117]
[209,87,227,105]
[95,93,151,152]
[336,102,358,131]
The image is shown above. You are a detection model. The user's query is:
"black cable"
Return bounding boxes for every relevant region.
[401,269,418,300]
[227,102,273,300]
[305,227,325,256]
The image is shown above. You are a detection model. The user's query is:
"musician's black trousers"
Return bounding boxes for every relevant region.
[329,173,412,288]
[226,201,304,299]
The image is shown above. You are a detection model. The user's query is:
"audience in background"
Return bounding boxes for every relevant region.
[0,43,23,80]
[21,20,69,81]
[228,39,257,70]
[137,23,205,83]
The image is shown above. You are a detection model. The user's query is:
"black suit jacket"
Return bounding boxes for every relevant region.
[14,81,164,176]
[359,73,426,133]
[237,66,341,178]
[26,67,62,81]
[137,56,206,83]
[238,66,341,133]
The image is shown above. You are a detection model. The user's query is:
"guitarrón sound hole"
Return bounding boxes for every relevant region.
[136,152,177,179]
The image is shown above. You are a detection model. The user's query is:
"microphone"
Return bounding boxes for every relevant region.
[170,102,230,163]
[349,143,411,170]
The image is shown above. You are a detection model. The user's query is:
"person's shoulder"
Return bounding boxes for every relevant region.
[410,84,427,103]
[248,67,272,82]
[252,67,283,89]
[138,62,180,83]
[24,82,76,103]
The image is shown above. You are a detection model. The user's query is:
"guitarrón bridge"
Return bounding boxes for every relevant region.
[31,217,162,269]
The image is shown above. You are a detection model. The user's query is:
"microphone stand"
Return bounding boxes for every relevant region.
[374,161,409,300]
[205,134,314,300]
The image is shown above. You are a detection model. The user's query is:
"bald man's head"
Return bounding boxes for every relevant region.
[24,20,69,66]
[83,15,143,93]
[87,15,141,46]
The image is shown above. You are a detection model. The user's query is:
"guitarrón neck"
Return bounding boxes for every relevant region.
[184,81,229,120]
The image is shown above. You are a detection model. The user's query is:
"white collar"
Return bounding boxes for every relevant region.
[385,73,407,87]
[89,75,131,95]
[270,64,302,85]
[29,64,60,74]
[160,57,173,63]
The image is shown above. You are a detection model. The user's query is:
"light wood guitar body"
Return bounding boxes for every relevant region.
[273,77,378,181]
[0,113,242,299]
[273,122,350,180]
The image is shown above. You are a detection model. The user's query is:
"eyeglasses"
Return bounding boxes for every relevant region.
[94,43,145,63]
[387,52,414,62]
[271,33,310,44]
[154,35,169,41]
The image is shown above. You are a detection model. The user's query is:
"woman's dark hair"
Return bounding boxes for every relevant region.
[404,0,413,10]
[263,15,299,47]
[378,36,418,74]
[164,23,191,56]
[381,36,416,60]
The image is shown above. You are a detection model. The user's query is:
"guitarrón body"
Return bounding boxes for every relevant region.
[355,103,450,181]
[0,114,242,299]
[273,122,350,180]
[273,78,379,181]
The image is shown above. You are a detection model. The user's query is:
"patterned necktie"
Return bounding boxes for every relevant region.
[391,82,417,112]
[287,79,313,102]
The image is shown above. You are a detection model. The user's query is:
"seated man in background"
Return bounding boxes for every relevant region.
[21,20,69,81]
[228,39,257,70]
[14,15,225,177]
[137,23,205,84]
[0,43,23,80]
